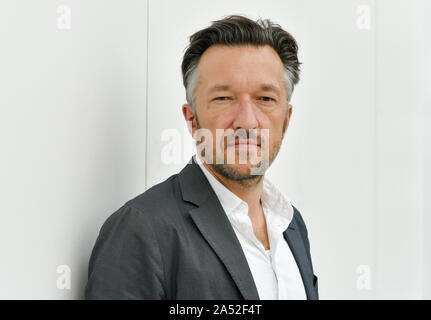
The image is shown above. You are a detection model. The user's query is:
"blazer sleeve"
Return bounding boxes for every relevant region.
[85,205,165,299]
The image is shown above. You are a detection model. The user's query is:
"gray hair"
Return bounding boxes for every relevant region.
[181,14,302,115]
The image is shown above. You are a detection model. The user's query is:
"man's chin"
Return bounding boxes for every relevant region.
[211,162,266,181]
[228,163,253,175]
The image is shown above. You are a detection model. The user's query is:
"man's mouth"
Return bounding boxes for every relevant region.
[229,140,260,147]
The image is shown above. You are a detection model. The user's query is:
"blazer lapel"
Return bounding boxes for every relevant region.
[283,218,316,299]
[178,157,260,300]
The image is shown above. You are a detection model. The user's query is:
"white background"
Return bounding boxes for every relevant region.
[0,0,428,299]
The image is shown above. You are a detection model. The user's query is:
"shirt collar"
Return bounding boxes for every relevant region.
[194,154,294,226]
[195,154,244,216]
[261,178,294,230]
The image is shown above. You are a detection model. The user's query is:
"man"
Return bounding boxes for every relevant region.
[85,14,318,300]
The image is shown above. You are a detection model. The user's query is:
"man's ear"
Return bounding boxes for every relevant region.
[182,103,197,136]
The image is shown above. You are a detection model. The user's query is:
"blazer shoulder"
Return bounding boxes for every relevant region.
[86,202,166,299]
[124,173,180,215]
[97,173,181,238]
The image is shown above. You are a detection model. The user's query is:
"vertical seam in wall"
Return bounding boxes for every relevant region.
[145,0,150,191]
[422,0,428,299]
[425,0,430,299]
[426,0,429,299]
[372,0,378,300]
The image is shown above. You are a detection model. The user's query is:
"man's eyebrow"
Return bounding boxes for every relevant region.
[208,84,230,95]
[207,83,281,96]
[260,83,281,96]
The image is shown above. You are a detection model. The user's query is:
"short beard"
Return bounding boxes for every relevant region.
[194,111,286,188]
[208,138,281,188]
[211,162,264,188]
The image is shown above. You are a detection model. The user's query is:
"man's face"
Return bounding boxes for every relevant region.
[183,44,292,184]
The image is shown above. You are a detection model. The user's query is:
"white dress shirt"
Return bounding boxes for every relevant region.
[194,154,306,300]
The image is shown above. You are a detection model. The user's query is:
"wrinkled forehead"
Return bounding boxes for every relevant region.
[197,44,286,89]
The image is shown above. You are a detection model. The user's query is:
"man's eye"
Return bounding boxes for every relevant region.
[259,97,275,102]
[214,97,231,101]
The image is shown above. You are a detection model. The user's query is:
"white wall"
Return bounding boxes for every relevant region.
[374,0,425,299]
[0,0,148,299]
[0,0,427,299]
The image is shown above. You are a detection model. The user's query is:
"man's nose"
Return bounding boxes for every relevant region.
[232,97,259,130]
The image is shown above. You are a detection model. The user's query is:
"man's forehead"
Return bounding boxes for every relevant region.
[197,45,285,90]
[199,44,283,69]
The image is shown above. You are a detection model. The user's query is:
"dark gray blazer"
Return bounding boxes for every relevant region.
[85,156,318,300]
